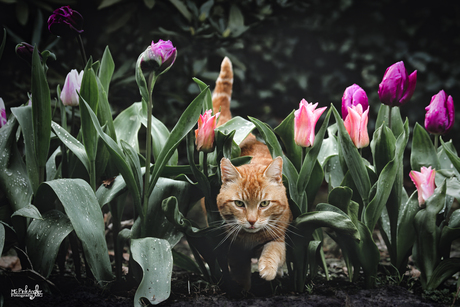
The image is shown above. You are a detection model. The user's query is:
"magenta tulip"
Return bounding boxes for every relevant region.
[344,104,369,149]
[195,110,220,153]
[424,90,455,135]
[409,166,436,207]
[0,98,7,128]
[60,69,84,106]
[378,61,417,107]
[342,84,368,120]
[294,99,327,147]
[140,40,177,76]
[48,6,84,37]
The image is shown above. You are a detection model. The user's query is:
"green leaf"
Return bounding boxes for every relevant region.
[215,116,255,146]
[169,0,192,22]
[371,124,396,175]
[11,106,39,194]
[441,138,460,174]
[31,45,51,169]
[147,86,209,198]
[274,110,302,170]
[121,140,143,196]
[172,249,201,274]
[98,46,115,95]
[51,121,90,174]
[0,28,6,60]
[331,105,371,205]
[11,204,42,220]
[0,223,5,257]
[228,4,249,37]
[411,123,439,171]
[34,179,114,283]
[131,237,173,306]
[80,97,142,217]
[96,173,129,209]
[375,104,404,138]
[0,117,33,211]
[425,259,460,290]
[192,77,212,112]
[25,210,73,277]
[79,58,100,162]
[114,102,143,151]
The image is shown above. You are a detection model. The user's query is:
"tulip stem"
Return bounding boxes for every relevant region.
[434,135,439,148]
[142,72,156,235]
[76,34,87,67]
[388,106,393,130]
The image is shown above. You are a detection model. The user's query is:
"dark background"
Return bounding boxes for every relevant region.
[1,0,459,151]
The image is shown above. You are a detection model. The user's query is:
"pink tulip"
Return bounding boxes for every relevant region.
[344,104,369,149]
[60,69,83,106]
[140,39,177,75]
[424,90,455,135]
[409,166,436,207]
[195,110,220,153]
[0,98,7,128]
[342,84,368,120]
[294,99,327,147]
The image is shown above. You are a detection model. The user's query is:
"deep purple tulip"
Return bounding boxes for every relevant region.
[15,42,41,65]
[378,61,417,107]
[140,40,177,76]
[424,90,455,135]
[341,84,368,119]
[48,6,84,37]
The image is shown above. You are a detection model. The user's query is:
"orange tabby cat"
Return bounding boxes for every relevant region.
[212,57,293,291]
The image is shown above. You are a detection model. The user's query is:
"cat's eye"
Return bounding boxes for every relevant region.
[259,200,270,207]
[234,200,245,207]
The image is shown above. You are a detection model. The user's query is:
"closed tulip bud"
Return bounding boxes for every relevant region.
[344,104,369,149]
[0,98,7,128]
[15,42,41,65]
[378,61,417,107]
[409,166,436,207]
[424,90,455,135]
[48,6,84,37]
[342,84,368,119]
[60,69,84,106]
[140,40,177,76]
[195,110,220,153]
[294,99,327,147]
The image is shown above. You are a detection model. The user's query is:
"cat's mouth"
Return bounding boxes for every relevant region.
[244,226,260,233]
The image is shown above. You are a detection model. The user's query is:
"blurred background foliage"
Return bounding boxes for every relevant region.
[1,0,459,150]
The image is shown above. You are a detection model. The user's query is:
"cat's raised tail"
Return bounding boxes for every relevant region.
[212,56,233,127]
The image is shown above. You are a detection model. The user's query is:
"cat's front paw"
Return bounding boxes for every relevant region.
[258,257,278,281]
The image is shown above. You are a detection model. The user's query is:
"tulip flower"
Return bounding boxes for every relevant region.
[409,166,436,207]
[47,6,84,37]
[0,98,7,128]
[343,104,369,149]
[378,61,417,107]
[140,40,177,76]
[195,110,220,153]
[60,69,84,106]
[342,84,368,119]
[424,90,455,135]
[294,99,327,147]
[15,42,41,65]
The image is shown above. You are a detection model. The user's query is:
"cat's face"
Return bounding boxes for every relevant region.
[217,157,290,234]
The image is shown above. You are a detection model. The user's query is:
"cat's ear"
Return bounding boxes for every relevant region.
[264,156,283,183]
[220,158,241,184]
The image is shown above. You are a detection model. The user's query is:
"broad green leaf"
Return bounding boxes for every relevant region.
[51,121,90,174]
[11,204,42,220]
[274,110,301,170]
[114,102,142,151]
[172,249,201,274]
[192,77,212,112]
[317,136,339,167]
[441,138,460,174]
[371,124,396,175]
[331,105,371,205]
[169,0,192,22]
[79,58,100,162]
[34,179,114,283]
[0,117,33,211]
[25,210,73,277]
[11,106,39,194]
[131,237,173,306]
[31,45,51,169]
[96,173,129,209]
[0,223,4,257]
[147,87,208,198]
[121,140,143,196]
[80,98,142,217]
[46,147,61,181]
[375,104,404,138]
[228,4,249,37]
[425,259,460,290]
[98,46,115,95]
[215,116,255,145]
[411,123,439,171]
[440,209,460,254]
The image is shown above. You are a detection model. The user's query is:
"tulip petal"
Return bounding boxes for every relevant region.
[399,70,417,105]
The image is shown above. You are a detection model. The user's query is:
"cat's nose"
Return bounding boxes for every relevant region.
[248,220,256,226]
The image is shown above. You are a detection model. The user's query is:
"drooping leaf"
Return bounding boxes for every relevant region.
[274,110,302,170]
[131,237,173,306]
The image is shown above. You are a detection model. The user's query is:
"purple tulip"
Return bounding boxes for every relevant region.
[424,90,455,135]
[15,42,41,65]
[140,40,177,75]
[378,61,417,107]
[0,98,7,128]
[341,84,368,119]
[48,6,84,37]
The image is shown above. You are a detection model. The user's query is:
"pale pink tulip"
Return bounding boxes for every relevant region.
[195,110,220,153]
[294,99,327,147]
[60,69,83,106]
[409,166,436,207]
[343,104,369,149]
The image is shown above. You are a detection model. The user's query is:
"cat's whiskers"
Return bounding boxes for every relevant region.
[214,221,242,249]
